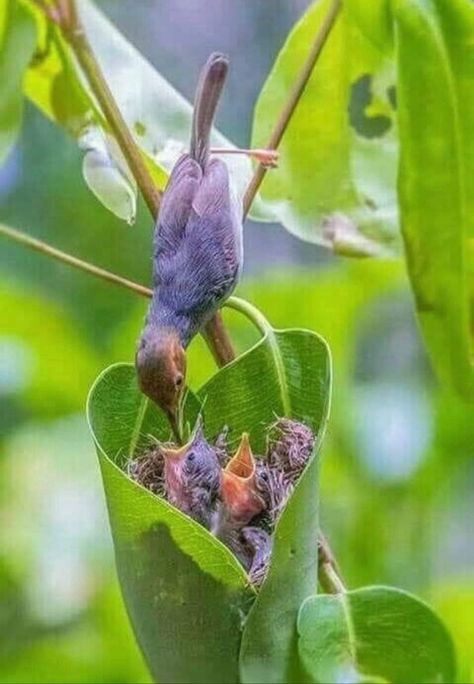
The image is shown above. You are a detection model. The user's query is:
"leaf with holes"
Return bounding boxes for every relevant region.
[87,320,331,683]
[395,0,474,400]
[297,586,456,683]
[251,0,398,257]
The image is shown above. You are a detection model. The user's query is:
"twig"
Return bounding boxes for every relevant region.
[318,531,346,594]
[242,0,342,217]
[0,223,153,298]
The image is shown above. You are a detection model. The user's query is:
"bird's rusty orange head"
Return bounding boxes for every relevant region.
[136,325,186,435]
[221,433,265,525]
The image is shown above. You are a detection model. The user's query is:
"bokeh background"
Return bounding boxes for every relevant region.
[1,1,473,682]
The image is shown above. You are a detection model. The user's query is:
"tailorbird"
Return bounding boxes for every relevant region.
[136,52,243,436]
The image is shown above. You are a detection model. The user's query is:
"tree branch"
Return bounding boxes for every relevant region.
[242,0,342,217]
[0,223,152,298]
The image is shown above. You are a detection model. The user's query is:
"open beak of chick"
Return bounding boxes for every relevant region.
[221,433,265,526]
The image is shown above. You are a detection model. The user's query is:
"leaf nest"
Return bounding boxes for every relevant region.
[128,418,315,588]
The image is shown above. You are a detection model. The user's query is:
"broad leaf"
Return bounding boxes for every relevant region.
[0,0,36,166]
[87,363,253,684]
[395,0,474,400]
[87,321,331,683]
[251,0,398,256]
[24,0,267,221]
[297,586,456,683]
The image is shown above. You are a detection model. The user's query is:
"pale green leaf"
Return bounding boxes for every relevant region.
[298,586,456,683]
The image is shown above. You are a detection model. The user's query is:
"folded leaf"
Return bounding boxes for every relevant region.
[88,322,331,684]
[297,586,456,683]
[395,0,474,399]
[87,363,254,684]
[251,0,398,257]
[218,328,331,684]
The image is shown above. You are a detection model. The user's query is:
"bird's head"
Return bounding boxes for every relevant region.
[161,418,221,519]
[136,325,186,436]
[221,433,265,526]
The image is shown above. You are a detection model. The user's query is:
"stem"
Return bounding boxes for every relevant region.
[318,532,346,594]
[242,0,342,217]
[202,313,236,366]
[60,0,160,217]
[0,223,152,298]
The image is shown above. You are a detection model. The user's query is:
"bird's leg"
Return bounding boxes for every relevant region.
[210,147,279,168]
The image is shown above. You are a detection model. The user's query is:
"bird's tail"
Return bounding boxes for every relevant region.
[190,52,229,168]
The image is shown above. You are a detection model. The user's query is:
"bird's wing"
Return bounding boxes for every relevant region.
[171,159,241,317]
[155,154,202,255]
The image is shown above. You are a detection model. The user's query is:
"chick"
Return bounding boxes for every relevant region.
[241,526,272,588]
[136,53,243,435]
[219,433,266,527]
[162,418,221,528]
[267,418,315,483]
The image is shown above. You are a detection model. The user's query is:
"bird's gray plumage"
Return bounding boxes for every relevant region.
[146,52,242,347]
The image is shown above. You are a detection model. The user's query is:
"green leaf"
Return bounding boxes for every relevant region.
[0,0,36,166]
[87,363,253,684]
[219,323,331,684]
[346,0,393,52]
[87,317,331,683]
[297,586,456,683]
[25,0,268,221]
[251,0,398,257]
[394,0,474,400]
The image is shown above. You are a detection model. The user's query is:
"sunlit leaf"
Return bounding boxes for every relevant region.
[251,0,398,256]
[0,0,36,166]
[395,0,474,399]
[298,586,456,683]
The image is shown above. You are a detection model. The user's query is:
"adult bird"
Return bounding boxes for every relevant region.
[136,53,243,437]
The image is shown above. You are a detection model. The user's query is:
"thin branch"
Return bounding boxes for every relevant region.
[0,223,152,299]
[242,0,342,217]
[318,531,346,594]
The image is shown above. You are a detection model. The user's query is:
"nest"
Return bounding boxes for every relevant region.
[127,418,316,588]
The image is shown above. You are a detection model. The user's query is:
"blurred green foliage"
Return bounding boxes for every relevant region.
[1,0,473,682]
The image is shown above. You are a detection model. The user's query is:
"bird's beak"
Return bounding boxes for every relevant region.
[225,433,255,479]
[166,409,183,444]
[162,442,189,462]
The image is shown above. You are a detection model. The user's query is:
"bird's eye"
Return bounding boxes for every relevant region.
[187,452,195,463]
[260,470,269,481]
[175,374,183,388]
